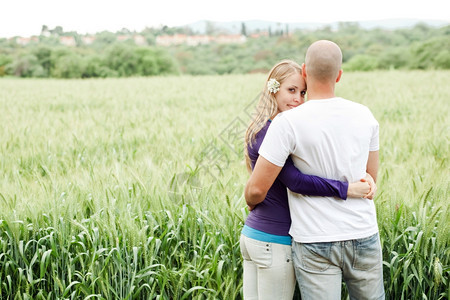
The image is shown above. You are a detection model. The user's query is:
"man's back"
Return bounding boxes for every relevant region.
[259,97,379,243]
[246,40,385,299]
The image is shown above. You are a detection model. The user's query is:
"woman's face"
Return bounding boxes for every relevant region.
[275,72,306,113]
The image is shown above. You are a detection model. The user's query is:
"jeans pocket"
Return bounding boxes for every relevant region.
[285,246,293,264]
[353,233,381,271]
[245,237,273,268]
[300,242,332,272]
[240,235,250,260]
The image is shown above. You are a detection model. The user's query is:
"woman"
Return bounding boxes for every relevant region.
[240,60,374,300]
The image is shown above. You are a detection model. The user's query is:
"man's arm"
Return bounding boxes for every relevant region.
[244,156,282,207]
[366,150,379,183]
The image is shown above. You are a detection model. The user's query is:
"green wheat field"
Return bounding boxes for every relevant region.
[0,71,449,299]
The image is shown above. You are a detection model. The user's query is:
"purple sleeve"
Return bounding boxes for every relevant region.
[278,156,349,200]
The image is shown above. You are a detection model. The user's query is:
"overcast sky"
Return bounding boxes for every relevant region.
[2,0,449,38]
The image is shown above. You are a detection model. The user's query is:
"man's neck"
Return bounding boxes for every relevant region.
[306,92,336,100]
[305,81,336,100]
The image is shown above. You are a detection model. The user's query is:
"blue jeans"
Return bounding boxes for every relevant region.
[292,233,385,300]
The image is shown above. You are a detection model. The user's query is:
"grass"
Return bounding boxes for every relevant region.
[0,71,449,299]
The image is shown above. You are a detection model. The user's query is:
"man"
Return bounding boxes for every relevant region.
[244,40,384,299]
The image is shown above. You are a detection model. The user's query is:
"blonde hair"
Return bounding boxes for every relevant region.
[244,60,302,172]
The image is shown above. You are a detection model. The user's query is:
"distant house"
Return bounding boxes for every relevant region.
[117,35,130,42]
[215,34,246,44]
[133,35,146,46]
[15,36,38,46]
[186,35,212,46]
[82,35,96,45]
[60,36,76,46]
[156,34,188,46]
[250,31,269,38]
[116,35,147,45]
[156,34,246,46]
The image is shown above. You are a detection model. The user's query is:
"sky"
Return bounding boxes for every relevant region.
[2,0,449,38]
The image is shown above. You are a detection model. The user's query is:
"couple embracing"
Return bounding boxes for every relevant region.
[241,40,385,300]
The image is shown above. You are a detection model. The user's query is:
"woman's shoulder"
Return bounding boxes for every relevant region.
[257,120,271,137]
[248,121,271,154]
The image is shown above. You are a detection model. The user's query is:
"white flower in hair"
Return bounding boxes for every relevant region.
[267,78,280,94]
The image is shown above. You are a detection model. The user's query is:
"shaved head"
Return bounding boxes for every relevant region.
[305,40,342,82]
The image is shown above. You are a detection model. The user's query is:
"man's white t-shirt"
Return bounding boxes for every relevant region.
[259,97,380,243]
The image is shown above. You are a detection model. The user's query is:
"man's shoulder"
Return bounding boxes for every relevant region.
[342,97,370,106]
[339,98,375,114]
[276,105,305,119]
[339,97,366,107]
[266,112,296,136]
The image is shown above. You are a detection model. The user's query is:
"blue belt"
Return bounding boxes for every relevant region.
[242,225,292,245]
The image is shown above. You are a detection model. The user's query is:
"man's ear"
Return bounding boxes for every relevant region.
[336,69,343,83]
[301,63,307,79]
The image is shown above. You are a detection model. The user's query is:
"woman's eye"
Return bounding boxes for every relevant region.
[289,88,295,92]
[301,91,306,96]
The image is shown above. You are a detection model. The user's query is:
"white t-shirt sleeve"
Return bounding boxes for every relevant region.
[258,114,294,167]
[369,114,380,151]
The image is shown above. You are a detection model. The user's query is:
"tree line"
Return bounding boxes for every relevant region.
[0,22,449,78]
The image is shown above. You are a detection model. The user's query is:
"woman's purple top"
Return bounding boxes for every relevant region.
[245,120,349,236]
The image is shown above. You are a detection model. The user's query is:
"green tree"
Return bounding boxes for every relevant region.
[51,26,64,36]
[378,47,410,69]
[0,54,12,76]
[40,25,49,36]
[1,21,449,78]
[135,47,159,75]
[82,54,116,78]
[241,23,247,37]
[344,54,379,71]
[434,50,450,69]
[52,53,85,78]
[7,54,43,77]
[31,46,52,77]
[154,49,178,74]
[409,36,450,69]
[93,31,117,47]
[105,44,139,76]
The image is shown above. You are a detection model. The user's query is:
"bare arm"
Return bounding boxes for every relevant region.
[348,149,380,200]
[361,150,379,200]
[366,151,379,183]
[244,156,282,208]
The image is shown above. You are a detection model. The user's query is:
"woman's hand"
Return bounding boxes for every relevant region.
[347,181,370,198]
[361,173,377,199]
[347,173,377,200]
